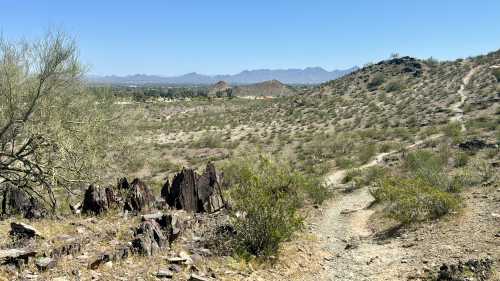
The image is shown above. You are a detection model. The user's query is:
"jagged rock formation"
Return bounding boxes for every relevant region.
[81,185,110,215]
[162,163,224,213]
[132,220,168,256]
[1,184,46,219]
[124,178,155,212]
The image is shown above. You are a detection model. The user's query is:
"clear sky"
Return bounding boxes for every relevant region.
[1,0,500,76]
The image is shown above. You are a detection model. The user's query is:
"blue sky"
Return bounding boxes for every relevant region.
[1,0,500,76]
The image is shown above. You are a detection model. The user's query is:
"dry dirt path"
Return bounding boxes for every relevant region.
[450,66,480,131]
[299,66,479,281]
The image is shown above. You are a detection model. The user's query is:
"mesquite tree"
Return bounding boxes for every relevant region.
[0,32,116,211]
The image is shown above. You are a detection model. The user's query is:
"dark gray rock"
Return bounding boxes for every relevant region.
[0,248,37,267]
[1,184,46,219]
[88,245,131,270]
[437,258,494,281]
[162,163,224,213]
[82,185,109,215]
[10,222,43,239]
[124,178,155,212]
[458,138,498,151]
[117,177,130,190]
[131,220,168,256]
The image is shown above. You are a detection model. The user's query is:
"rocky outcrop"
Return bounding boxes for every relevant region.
[1,184,46,219]
[81,185,109,215]
[436,258,494,281]
[124,178,155,212]
[117,177,130,190]
[0,248,37,267]
[10,222,43,240]
[131,220,168,256]
[195,163,225,213]
[458,138,498,151]
[162,163,224,213]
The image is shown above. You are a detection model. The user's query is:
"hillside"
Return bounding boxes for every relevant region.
[232,79,296,97]
[1,49,499,281]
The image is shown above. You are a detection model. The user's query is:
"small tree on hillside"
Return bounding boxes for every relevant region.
[0,32,117,211]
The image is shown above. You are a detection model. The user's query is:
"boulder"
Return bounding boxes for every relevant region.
[88,245,131,270]
[81,185,109,215]
[131,220,168,256]
[35,257,56,271]
[124,178,155,212]
[163,168,198,212]
[1,184,46,219]
[196,163,224,213]
[117,177,130,190]
[458,138,498,151]
[0,248,37,267]
[155,269,174,279]
[10,222,43,239]
[162,163,224,213]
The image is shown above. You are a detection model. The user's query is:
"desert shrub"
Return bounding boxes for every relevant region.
[223,155,328,258]
[371,177,461,224]
[358,143,377,164]
[343,166,388,186]
[492,68,500,82]
[442,122,463,143]
[454,151,470,167]
[385,80,403,92]
[193,133,223,148]
[336,157,354,169]
[403,149,466,193]
[367,73,385,90]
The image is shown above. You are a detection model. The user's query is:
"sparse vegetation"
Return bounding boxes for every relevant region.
[222,155,328,258]
[371,176,461,224]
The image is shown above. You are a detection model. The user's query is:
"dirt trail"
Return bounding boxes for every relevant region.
[303,66,479,281]
[450,66,480,131]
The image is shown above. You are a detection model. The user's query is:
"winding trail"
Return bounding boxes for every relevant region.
[450,66,480,132]
[302,66,479,281]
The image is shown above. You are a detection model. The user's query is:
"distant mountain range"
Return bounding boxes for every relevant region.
[88,66,358,85]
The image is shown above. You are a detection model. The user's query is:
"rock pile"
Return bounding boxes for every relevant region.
[436,258,494,281]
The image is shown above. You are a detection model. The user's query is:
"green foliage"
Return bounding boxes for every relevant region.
[442,122,463,143]
[367,73,385,90]
[371,176,461,224]
[358,143,377,164]
[193,133,224,148]
[223,155,329,258]
[343,166,388,187]
[384,80,403,92]
[492,68,500,82]
[0,32,119,210]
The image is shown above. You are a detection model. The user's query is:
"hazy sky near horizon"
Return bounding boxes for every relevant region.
[1,0,500,76]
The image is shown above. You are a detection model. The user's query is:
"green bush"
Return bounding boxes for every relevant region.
[492,68,500,82]
[385,80,403,92]
[223,155,328,258]
[367,73,385,90]
[358,143,377,164]
[371,177,461,224]
[343,166,388,186]
[193,133,224,148]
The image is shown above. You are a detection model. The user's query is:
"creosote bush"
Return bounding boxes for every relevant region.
[222,155,328,258]
[371,176,460,224]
